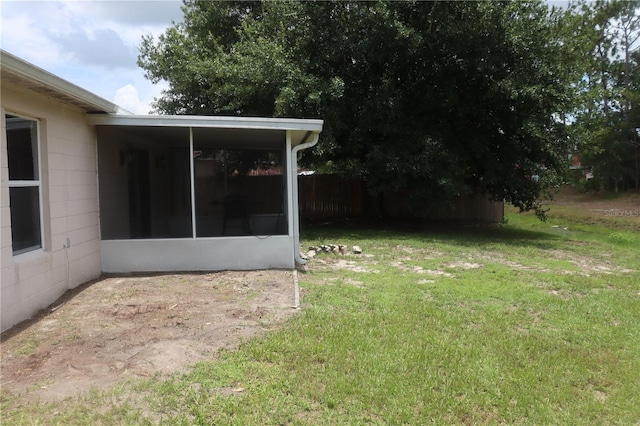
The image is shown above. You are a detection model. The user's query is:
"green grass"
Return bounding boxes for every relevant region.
[2,204,639,424]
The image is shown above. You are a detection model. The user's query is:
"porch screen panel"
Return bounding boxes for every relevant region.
[192,128,287,237]
[97,126,192,239]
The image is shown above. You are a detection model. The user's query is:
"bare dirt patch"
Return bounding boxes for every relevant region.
[389,261,454,277]
[550,188,640,212]
[445,261,482,269]
[1,270,297,403]
[546,189,640,231]
[314,257,379,274]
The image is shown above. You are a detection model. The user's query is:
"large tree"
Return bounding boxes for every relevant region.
[567,0,640,192]
[139,0,574,218]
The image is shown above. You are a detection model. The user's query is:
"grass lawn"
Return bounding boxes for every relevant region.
[2,196,639,424]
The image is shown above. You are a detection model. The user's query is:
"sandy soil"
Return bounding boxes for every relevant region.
[548,188,640,218]
[0,270,298,403]
[1,190,637,405]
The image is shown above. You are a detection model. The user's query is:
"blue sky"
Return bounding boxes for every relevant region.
[1,0,183,114]
[1,0,572,115]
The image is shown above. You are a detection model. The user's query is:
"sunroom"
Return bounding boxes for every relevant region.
[88,114,322,273]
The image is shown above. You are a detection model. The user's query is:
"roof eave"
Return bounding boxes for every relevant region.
[86,113,324,132]
[1,50,119,114]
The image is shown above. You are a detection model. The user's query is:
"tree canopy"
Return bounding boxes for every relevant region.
[139,0,577,218]
[564,0,640,192]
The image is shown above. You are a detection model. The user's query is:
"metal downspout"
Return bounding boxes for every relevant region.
[291,132,319,265]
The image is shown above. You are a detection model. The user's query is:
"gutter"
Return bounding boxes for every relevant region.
[291,131,320,266]
[87,113,323,130]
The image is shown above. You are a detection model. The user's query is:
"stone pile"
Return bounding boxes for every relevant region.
[305,244,362,259]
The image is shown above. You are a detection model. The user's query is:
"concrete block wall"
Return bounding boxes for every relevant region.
[1,83,102,331]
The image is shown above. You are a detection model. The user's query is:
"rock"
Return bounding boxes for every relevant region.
[306,244,359,256]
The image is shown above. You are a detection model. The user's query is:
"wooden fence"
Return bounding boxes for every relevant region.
[298,174,504,223]
[381,190,504,223]
[298,174,366,219]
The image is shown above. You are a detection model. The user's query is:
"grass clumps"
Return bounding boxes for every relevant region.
[2,195,639,424]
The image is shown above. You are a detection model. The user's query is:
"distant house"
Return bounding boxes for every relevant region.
[1,51,322,331]
[568,149,593,181]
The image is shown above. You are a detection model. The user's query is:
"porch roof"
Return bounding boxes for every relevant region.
[87,114,323,146]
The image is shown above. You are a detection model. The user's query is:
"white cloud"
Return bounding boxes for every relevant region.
[114,80,168,115]
[114,84,144,114]
[51,28,138,69]
[139,80,170,114]
[0,3,69,67]
[68,0,183,27]
[1,0,183,115]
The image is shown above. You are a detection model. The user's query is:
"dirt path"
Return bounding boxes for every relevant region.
[0,270,298,403]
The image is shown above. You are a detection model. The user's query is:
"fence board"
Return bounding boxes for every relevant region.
[298,174,503,223]
[299,175,365,219]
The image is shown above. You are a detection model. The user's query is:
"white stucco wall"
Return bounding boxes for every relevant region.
[1,83,102,331]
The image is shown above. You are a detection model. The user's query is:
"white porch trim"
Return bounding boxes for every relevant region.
[101,236,295,273]
[87,114,322,145]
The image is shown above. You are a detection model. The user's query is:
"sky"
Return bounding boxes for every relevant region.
[1,0,574,116]
[1,0,184,114]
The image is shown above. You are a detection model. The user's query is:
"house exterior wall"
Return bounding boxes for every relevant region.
[1,82,101,331]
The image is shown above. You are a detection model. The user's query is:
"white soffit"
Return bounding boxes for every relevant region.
[87,114,323,145]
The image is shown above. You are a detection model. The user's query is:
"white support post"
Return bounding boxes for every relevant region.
[189,127,196,239]
[285,131,294,238]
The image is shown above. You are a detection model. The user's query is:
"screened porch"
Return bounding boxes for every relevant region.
[89,115,322,272]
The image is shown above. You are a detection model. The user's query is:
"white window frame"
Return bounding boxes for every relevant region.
[6,113,44,256]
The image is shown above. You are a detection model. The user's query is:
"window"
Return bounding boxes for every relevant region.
[6,114,42,255]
